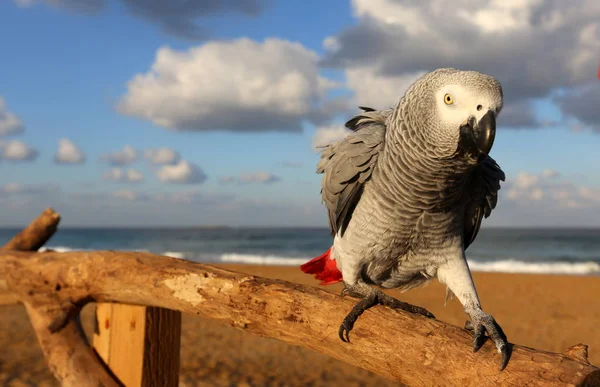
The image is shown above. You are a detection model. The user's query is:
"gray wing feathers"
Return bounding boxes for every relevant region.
[317,108,388,236]
[464,156,505,249]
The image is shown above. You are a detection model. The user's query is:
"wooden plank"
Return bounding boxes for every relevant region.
[142,307,182,387]
[93,303,112,362]
[93,303,181,387]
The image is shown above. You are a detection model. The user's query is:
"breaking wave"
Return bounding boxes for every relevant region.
[466,259,600,275]
[39,246,600,275]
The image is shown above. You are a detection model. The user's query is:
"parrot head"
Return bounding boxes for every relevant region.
[401,68,503,160]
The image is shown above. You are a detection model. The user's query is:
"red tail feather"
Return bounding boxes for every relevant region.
[300,247,343,285]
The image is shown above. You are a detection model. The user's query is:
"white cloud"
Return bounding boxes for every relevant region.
[154,190,232,205]
[143,147,180,165]
[54,138,85,164]
[100,145,137,166]
[530,188,544,201]
[103,168,144,183]
[0,140,38,162]
[219,172,281,184]
[239,172,281,184]
[118,38,340,133]
[345,67,425,110]
[542,169,560,178]
[505,170,600,209]
[0,182,59,195]
[513,172,540,189]
[112,189,150,201]
[156,160,207,184]
[0,97,25,137]
[312,124,351,149]
[322,0,600,129]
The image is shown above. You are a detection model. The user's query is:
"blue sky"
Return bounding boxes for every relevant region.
[0,0,599,227]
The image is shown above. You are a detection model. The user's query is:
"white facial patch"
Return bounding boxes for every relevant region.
[435,84,499,129]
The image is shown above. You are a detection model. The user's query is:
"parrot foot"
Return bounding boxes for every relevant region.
[465,311,510,370]
[338,283,435,342]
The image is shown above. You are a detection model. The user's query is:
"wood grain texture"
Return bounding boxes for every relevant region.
[142,307,181,387]
[92,303,181,387]
[1,250,597,387]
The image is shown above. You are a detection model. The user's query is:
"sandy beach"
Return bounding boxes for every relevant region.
[1,264,599,386]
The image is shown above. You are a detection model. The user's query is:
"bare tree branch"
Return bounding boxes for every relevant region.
[1,250,598,387]
[1,209,120,387]
[0,207,61,252]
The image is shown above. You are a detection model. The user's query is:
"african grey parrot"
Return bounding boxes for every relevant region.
[301,68,509,369]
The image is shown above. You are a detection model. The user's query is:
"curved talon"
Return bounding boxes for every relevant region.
[417,307,435,319]
[470,312,510,370]
[339,324,351,342]
[500,345,509,371]
[473,325,486,353]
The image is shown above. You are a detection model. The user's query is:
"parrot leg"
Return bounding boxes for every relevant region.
[338,281,435,343]
[437,256,510,370]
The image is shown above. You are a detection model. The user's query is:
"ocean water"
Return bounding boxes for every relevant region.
[1,227,599,275]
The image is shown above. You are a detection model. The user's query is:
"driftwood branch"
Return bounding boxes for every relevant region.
[1,250,598,387]
[0,208,61,304]
[0,207,61,252]
[1,208,120,387]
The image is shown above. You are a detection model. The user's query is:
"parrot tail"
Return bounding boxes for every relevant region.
[300,247,343,285]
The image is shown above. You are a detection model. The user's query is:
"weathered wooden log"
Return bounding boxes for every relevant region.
[0,207,60,252]
[0,209,120,387]
[0,208,61,305]
[1,250,598,387]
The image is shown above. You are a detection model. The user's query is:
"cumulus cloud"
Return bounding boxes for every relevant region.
[143,147,180,165]
[0,97,25,137]
[345,68,425,109]
[103,168,144,183]
[156,160,207,184]
[504,170,599,209]
[54,138,85,164]
[321,0,600,129]
[14,0,265,39]
[312,124,351,149]
[0,140,38,162]
[100,145,137,166]
[555,85,600,132]
[117,38,341,133]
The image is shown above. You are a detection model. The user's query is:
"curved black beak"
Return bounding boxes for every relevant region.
[458,110,496,158]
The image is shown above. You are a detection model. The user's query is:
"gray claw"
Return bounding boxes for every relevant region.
[339,323,351,342]
[469,312,510,370]
[500,345,509,371]
[473,325,486,353]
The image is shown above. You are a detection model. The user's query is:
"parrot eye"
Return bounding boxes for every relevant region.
[444,94,453,105]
